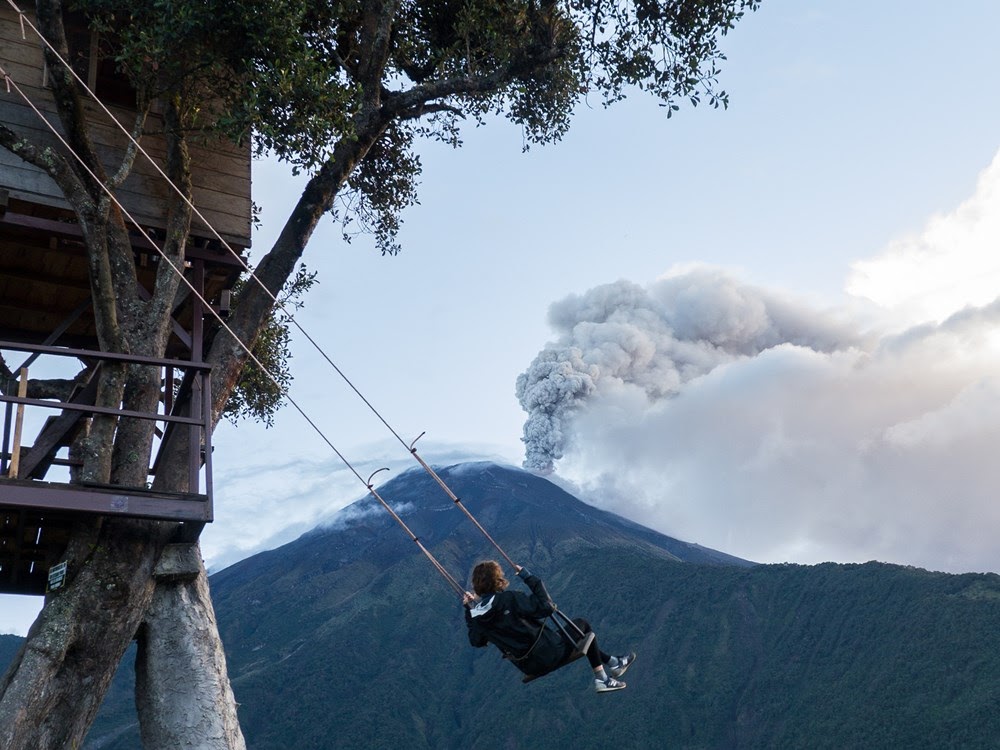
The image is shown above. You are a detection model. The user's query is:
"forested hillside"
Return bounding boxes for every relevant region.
[7,463,996,749]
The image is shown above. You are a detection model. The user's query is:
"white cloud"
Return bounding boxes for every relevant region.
[203,438,512,571]
[528,154,1000,574]
[847,149,1000,325]
[556,323,1000,573]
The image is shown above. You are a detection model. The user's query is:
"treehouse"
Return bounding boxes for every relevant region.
[0,5,251,595]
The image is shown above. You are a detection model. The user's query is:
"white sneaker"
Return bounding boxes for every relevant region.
[610,651,636,678]
[595,676,626,693]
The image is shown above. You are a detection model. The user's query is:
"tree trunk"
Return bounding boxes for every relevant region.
[0,519,174,749]
[0,6,410,746]
[135,544,246,750]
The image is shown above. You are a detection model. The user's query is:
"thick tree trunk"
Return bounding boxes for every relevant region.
[0,519,174,749]
[135,544,246,750]
[0,7,411,746]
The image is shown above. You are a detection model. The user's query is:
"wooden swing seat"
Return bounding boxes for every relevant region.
[521,631,595,683]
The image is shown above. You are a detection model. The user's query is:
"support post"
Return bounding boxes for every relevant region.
[189,260,205,494]
[7,368,28,478]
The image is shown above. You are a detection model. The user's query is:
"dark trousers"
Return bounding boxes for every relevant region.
[571,618,612,669]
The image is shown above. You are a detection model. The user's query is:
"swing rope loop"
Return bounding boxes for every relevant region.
[366,467,389,488]
[366,485,464,595]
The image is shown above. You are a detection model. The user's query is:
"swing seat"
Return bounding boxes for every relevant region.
[521,631,595,683]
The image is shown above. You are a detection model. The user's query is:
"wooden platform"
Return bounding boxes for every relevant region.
[0,341,216,596]
[0,3,250,597]
[0,479,210,595]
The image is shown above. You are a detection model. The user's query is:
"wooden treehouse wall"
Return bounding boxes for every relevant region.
[0,5,252,594]
[0,4,252,246]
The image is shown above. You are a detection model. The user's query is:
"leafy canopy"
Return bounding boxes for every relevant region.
[74,0,759,252]
[70,0,757,423]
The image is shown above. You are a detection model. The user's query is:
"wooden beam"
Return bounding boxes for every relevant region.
[13,297,93,371]
[0,267,91,291]
[18,369,100,479]
[7,369,27,479]
[0,340,213,371]
[0,211,247,266]
[0,480,212,522]
[0,393,206,426]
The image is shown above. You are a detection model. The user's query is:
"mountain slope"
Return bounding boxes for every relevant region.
[203,462,749,695]
[57,462,1000,748]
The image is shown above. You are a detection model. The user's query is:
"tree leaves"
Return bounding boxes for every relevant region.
[73,0,757,255]
[68,0,759,422]
[221,264,318,426]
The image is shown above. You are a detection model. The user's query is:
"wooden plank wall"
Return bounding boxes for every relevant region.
[0,6,252,246]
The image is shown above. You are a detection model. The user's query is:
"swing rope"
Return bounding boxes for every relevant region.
[408,433,518,570]
[4,4,536,602]
[0,58,469,599]
[5,0,525,576]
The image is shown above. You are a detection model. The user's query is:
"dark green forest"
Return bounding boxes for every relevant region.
[7,464,1000,749]
[231,555,1000,750]
[73,552,1000,749]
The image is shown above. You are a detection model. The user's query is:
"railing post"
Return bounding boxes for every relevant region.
[1,401,12,475]
[7,368,28,478]
[188,259,205,494]
[202,372,213,521]
[164,365,174,415]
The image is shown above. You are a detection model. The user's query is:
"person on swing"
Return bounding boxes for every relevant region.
[462,560,635,693]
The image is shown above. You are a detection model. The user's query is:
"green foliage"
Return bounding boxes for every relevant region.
[332,122,422,256]
[81,555,1000,749]
[66,0,760,421]
[221,264,318,427]
[73,0,759,252]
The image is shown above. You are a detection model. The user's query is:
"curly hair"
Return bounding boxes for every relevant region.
[471,560,509,596]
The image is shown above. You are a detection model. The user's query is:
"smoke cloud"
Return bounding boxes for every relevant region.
[847,150,1000,324]
[516,153,1000,574]
[516,268,862,471]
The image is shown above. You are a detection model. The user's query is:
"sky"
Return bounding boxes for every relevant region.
[4,0,1000,634]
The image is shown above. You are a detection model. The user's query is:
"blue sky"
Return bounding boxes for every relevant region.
[4,0,1000,634]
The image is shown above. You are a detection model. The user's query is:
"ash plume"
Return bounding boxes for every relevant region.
[516,268,860,471]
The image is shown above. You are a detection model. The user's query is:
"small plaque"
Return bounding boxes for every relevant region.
[110,495,129,512]
[47,561,68,592]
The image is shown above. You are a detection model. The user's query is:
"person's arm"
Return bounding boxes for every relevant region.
[512,567,556,619]
[464,593,489,648]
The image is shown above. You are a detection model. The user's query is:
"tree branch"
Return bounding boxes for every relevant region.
[384,46,564,121]
[201,109,392,433]
[0,121,89,204]
[107,107,151,189]
[146,98,193,351]
[0,353,13,394]
[25,378,81,401]
[34,0,109,197]
[357,0,400,103]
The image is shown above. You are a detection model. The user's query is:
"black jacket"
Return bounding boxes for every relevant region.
[465,570,570,676]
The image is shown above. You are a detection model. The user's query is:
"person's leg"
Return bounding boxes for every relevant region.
[571,618,634,689]
[572,618,627,692]
[571,618,612,676]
